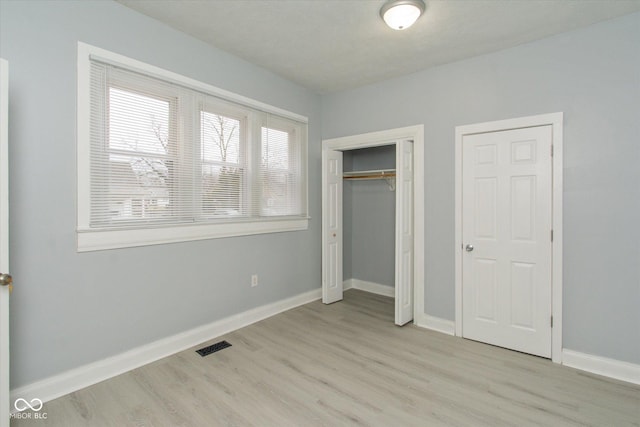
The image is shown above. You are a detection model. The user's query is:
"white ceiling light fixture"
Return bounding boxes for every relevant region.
[380,0,426,30]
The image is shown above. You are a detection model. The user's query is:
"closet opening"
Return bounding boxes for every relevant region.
[342,145,397,308]
[322,131,416,326]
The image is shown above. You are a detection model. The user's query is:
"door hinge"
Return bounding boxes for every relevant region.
[551,144,554,157]
[551,316,554,328]
[551,229,554,242]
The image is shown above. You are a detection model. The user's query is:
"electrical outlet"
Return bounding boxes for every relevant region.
[251,274,259,287]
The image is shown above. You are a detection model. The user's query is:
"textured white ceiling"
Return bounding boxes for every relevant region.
[116,0,640,93]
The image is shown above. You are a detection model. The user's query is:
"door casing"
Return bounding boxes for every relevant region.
[322,125,424,325]
[454,113,563,363]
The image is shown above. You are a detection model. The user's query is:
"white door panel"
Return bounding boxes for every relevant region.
[462,126,552,358]
[395,141,413,325]
[322,149,343,304]
[0,58,10,427]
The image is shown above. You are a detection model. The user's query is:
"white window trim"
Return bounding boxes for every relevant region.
[77,42,309,252]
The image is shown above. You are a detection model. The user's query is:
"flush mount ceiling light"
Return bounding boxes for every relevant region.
[380,0,426,30]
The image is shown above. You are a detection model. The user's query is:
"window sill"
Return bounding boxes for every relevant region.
[77,218,309,252]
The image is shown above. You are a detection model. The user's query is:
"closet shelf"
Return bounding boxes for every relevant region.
[343,169,396,191]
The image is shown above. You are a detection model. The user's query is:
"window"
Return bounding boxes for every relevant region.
[96,84,177,226]
[77,43,308,251]
[200,109,246,218]
[261,122,300,216]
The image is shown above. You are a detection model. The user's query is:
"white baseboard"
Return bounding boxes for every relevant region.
[10,288,322,408]
[562,349,640,385]
[343,278,394,298]
[414,313,455,336]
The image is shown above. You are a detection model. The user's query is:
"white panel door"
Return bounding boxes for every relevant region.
[395,140,414,325]
[462,126,552,358]
[0,58,10,427]
[322,149,343,304]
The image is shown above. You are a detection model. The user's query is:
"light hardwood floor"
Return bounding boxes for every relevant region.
[12,290,640,426]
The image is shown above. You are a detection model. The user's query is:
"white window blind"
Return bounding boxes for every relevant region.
[260,123,301,216]
[90,62,191,227]
[200,108,246,218]
[80,45,308,250]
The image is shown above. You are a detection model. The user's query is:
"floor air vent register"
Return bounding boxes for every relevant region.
[196,340,232,357]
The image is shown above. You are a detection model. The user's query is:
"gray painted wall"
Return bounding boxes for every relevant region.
[322,13,640,364]
[348,145,396,172]
[343,146,396,287]
[0,0,321,388]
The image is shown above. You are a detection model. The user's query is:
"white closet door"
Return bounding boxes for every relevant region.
[322,149,343,304]
[395,140,414,325]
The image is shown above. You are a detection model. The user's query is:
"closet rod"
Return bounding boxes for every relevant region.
[342,169,396,180]
[342,169,396,190]
[343,173,396,180]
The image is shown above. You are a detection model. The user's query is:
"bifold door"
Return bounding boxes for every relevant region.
[322,149,343,304]
[395,140,414,325]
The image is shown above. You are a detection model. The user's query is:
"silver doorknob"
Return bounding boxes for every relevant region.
[465,244,474,252]
[0,273,12,286]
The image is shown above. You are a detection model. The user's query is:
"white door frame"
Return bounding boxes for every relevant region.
[0,58,10,427]
[454,112,563,363]
[322,125,424,324]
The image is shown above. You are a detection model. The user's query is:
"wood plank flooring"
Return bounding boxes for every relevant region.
[12,290,640,426]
